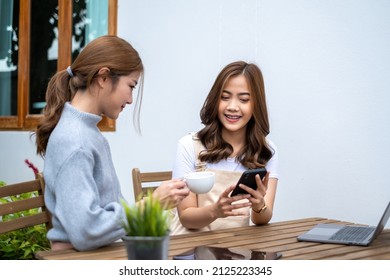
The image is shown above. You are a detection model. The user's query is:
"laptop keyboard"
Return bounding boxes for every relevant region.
[329,226,375,243]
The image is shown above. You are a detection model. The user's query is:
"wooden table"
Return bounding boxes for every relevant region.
[35,217,390,260]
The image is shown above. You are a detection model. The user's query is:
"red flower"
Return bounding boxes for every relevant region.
[25,159,39,175]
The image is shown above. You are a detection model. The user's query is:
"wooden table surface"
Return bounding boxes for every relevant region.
[35,217,390,260]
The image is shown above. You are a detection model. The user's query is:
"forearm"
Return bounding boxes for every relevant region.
[251,206,272,225]
[179,204,218,229]
[251,178,278,225]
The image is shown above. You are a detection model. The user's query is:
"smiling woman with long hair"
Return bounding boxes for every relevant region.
[170,61,279,235]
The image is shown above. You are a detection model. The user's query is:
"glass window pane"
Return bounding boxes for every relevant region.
[27,0,108,115]
[0,0,19,116]
[72,0,108,60]
[29,0,59,115]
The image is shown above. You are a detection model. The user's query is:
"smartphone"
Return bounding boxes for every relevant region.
[230,168,267,197]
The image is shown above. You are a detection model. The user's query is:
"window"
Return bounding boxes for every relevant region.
[0,0,117,131]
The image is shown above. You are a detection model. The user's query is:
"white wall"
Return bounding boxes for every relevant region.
[0,0,389,228]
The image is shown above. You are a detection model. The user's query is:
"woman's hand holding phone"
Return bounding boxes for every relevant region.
[230,168,267,197]
[213,185,251,218]
[230,168,270,215]
[244,172,269,213]
[213,168,269,219]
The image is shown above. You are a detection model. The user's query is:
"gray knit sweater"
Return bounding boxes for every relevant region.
[43,102,126,251]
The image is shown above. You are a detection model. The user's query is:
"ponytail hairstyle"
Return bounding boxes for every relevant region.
[197,61,273,169]
[35,35,144,157]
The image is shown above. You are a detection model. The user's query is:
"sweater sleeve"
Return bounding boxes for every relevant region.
[48,149,126,251]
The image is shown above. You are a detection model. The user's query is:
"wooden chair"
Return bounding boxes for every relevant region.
[0,173,52,234]
[132,168,172,200]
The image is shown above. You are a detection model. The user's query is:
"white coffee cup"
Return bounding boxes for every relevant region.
[184,171,215,194]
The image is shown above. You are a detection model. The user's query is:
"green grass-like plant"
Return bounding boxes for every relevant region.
[121,191,170,237]
[0,181,50,259]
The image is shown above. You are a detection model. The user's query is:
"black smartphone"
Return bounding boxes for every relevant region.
[230,168,267,197]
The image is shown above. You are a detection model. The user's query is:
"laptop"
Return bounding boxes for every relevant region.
[297,201,390,246]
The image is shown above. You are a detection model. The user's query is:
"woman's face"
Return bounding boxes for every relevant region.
[100,71,140,120]
[218,74,254,136]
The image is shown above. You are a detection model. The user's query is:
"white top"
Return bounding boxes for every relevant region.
[169,133,279,235]
[172,133,279,179]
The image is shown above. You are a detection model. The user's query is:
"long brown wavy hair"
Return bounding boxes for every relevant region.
[197,61,273,169]
[34,35,144,157]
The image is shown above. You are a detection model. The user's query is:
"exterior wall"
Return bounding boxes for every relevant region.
[1,0,389,228]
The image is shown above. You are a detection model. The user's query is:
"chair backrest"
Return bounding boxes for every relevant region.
[132,168,172,200]
[0,173,52,234]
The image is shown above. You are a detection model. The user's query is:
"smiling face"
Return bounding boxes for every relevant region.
[218,74,254,138]
[99,71,140,120]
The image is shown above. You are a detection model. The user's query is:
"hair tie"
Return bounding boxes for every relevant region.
[67,66,74,77]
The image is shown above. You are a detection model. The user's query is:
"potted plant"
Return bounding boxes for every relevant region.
[121,191,170,260]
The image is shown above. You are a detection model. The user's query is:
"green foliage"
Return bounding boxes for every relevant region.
[0,182,50,260]
[122,191,170,237]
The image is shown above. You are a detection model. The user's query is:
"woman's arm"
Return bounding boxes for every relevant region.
[48,151,126,251]
[177,185,251,229]
[152,179,189,209]
[239,175,278,225]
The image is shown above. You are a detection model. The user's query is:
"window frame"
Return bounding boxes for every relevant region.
[0,0,117,131]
